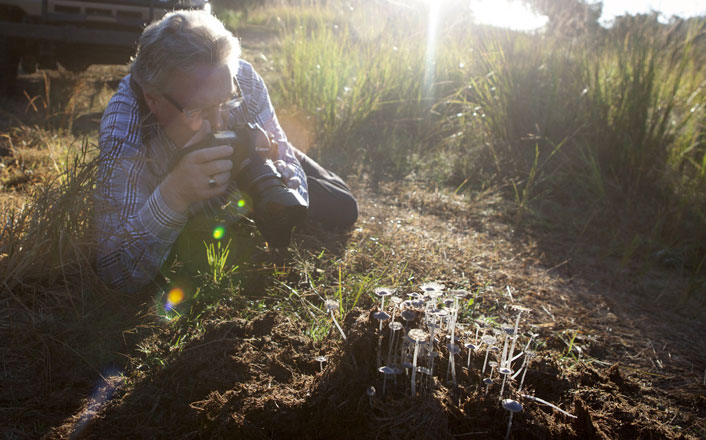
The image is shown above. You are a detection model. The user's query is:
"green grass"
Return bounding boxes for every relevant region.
[260,2,706,286]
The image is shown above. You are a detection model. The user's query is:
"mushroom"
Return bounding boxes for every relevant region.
[315,355,327,372]
[408,329,429,397]
[481,334,497,374]
[366,385,376,408]
[378,366,395,395]
[502,399,523,440]
[446,343,461,385]
[465,342,478,368]
[325,299,347,341]
[420,281,445,293]
[517,350,537,393]
[387,321,404,365]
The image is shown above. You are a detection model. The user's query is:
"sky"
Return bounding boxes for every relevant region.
[469,0,706,31]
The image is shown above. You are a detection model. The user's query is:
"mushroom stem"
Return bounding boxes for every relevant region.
[411,341,420,397]
[329,309,347,341]
[504,411,514,440]
[386,326,397,366]
[499,373,508,400]
[518,361,530,393]
[382,374,387,395]
[482,346,491,374]
[506,313,522,368]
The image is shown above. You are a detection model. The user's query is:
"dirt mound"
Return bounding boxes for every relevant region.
[45,304,703,440]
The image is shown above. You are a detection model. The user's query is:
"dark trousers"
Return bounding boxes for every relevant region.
[297,152,358,228]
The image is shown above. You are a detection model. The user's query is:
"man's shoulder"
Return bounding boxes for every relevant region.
[100,74,142,148]
[235,59,266,90]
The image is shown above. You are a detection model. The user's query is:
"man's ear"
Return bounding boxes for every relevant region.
[143,90,161,115]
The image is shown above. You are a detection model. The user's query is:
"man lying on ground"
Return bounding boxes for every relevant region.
[95,10,357,293]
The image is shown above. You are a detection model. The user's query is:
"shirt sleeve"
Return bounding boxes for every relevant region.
[238,61,309,205]
[95,81,188,294]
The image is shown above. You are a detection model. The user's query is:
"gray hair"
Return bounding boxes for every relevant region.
[131,10,241,93]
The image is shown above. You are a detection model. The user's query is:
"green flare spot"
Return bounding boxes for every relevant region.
[212,225,226,240]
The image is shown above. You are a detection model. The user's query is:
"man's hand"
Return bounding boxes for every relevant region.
[160,121,233,214]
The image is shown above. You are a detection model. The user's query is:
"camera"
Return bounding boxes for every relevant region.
[178,122,308,247]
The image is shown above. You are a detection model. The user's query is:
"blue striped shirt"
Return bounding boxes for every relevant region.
[95,60,308,293]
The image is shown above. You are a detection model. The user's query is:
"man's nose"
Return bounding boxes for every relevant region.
[205,108,225,131]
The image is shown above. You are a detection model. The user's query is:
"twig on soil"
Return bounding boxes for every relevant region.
[521,394,576,418]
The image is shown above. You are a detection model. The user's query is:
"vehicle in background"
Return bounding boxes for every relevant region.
[0,0,210,94]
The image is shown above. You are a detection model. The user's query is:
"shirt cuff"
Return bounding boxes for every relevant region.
[137,185,188,242]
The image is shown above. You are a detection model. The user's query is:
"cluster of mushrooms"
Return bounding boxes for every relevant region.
[366,282,538,438]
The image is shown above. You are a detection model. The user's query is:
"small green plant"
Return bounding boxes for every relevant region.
[205,238,237,284]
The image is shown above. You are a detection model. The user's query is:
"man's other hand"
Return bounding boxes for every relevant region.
[160,121,233,214]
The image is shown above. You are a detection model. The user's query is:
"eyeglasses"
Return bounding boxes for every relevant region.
[162,91,243,121]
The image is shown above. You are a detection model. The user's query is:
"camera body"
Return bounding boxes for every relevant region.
[180,122,308,247]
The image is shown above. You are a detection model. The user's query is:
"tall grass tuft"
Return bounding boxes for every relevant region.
[1,140,100,316]
[265,3,706,286]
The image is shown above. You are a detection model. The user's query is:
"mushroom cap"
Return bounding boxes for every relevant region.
[366,386,376,397]
[315,355,327,362]
[450,289,470,298]
[401,309,417,322]
[464,343,478,350]
[426,290,443,299]
[401,361,414,369]
[488,361,498,368]
[481,335,497,345]
[430,308,448,317]
[420,281,445,292]
[378,366,395,375]
[408,292,421,299]
[389,296,403,305]
[324,299,339,311]
[502,399,523,412]
[447,343,461,354]
[373,311,391,321]
[374,287,395,297]
[408,329,429,342]
[501,324,515,335]
[499,366,514,375]
[389,321,403,331]
[483,378,494,385]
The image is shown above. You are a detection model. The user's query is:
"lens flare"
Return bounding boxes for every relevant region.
[212,225,226,240]
[237,199,246,208]
[167,287,185,306]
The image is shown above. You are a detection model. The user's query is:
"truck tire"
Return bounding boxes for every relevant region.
[0,36,20,96]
